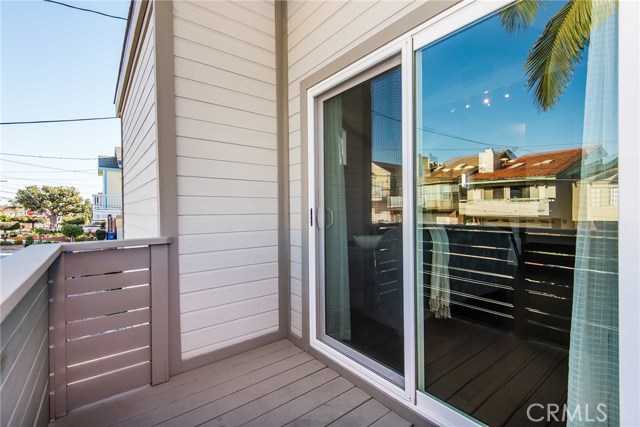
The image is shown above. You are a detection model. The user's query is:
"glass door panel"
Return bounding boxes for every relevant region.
[415,2,619,426]
[322,65,405,382]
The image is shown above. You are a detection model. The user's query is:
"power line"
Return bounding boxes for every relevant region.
[0,176,95,182]
[0,116,119,126]
[43,0,127,21]
[0,171,94,174]
[0,153,98,160]
[372,110,507,150]
[1,178,98,188]
[0,158,95,174]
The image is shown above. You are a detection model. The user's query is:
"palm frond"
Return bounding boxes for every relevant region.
[524,0,592,111]
[498,0,543,34]
[591,0,618,28]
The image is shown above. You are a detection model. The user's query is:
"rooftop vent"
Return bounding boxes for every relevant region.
[533,159,554,166]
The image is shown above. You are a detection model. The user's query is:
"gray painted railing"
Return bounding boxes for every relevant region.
[0,237,171,425]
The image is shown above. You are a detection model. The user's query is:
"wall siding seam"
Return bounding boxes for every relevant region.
[287,1,323,35]
[175,139,277,157]
[174,114,276,137]
[122,94,156,150]
[182,322,280,354]
[287,1,350,51]
[173,17,276,60]
[121,13,155,121]
[173,52,276,86]
[174,94,277,119]
[121,43,155,134]
[233,1,275,22]
[176,1,275,46]
[184,0,275,37]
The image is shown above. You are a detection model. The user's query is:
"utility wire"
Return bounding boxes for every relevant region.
[0,176,95,182]
[0,171,93,174]
[1,177,97,188]
[0,116,119,126]
[0,158,95,174]
[43,0,127,21]
[0,153,98,160]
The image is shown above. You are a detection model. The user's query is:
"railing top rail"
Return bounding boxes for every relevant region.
[0,237,171,323]
[0,244,60,323]
[60,237,171,252]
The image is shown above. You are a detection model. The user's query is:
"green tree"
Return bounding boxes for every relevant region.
[498,0,617,111]
[61,224,84,242]
[14,186,89,230]
[0,222,20,240]
[34,227,47,242]
[62,214,86,225]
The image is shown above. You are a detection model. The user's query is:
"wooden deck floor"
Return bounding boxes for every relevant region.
[424,317,568,427]
[50,340,413,427]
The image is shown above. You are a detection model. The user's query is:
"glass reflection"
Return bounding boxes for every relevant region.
[323,66,404,378]
[415,2,618,426]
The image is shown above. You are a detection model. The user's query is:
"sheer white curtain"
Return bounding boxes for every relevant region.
[568,4,618,426]
[324,95,351,340]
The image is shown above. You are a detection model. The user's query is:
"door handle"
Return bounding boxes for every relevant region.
[325,208,334,229]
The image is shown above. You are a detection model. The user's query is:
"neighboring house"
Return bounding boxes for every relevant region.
[1,206,30,218]
[371,161,402,223]
[4,2,634,427]
[93,147,123,222]
[461,147,585,228]
[572,161,619,222]
[418,149,515,224]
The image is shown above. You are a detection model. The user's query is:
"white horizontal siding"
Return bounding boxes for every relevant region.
[287,0,421,336]
[174,0,278,360]
[181,262,278,294]
[179,230,278,255]
[122,6,160,239]
[181,312,279,360]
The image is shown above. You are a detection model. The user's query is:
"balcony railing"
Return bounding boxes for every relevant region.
[460,197,552,217]
[0,237,171,424]
[92,194,123,211]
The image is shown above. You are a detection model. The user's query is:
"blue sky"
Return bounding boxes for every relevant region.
[1,0,129,201]
[417,0,589,165]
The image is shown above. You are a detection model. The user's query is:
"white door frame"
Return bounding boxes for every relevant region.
[305,0,638,424]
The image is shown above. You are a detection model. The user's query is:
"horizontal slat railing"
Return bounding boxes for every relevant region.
[48,238,170,418]
[1,244,61,427]
[0,271,50,427]
[420,224,593,347]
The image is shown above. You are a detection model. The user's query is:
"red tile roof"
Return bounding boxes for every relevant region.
[421,154,479,184]
[471,147,583,181]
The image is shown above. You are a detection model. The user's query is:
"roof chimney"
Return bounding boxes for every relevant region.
[479,148,500,173]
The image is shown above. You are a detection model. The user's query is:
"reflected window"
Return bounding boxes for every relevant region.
[322,65,404,383]
[415,1,618,426]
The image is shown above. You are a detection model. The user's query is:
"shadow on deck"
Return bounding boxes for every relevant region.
[49,340,413,427]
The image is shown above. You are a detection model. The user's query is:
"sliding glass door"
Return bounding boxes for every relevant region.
[319,62,405,385]
[312,1,621,425]
[414,2,619,426]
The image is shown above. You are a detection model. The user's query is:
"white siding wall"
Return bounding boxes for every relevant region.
[106,169,123,197]
[121,4,160,238]
[172,0,279,360]
[287,0,422,337]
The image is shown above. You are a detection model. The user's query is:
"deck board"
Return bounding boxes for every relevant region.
[242,377,353,427]
[50,340,412,427]
[284,387,371,427]
[327,399,390,427]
